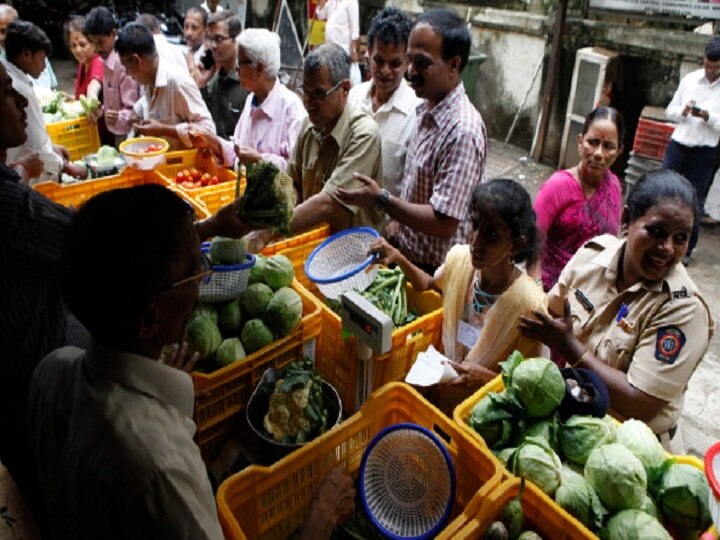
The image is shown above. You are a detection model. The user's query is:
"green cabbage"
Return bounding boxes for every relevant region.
[468,392,519,450]
[190,302,218,324]
[656,462,712,533]
[496,447,517,466]
[615,419,666,483]
[585,444,647,512]
[558,415,615,466]
[185,316,222,361]
[216,337,246,366]
[520,415,559,454]
[509,357,565,418]
[248,253,267,285]
[263,287,302,336]
[218,299,243,336]
[508,436,562,496]
[263,254,294,290]
[554,464,606,531]
[243,283,274,317]
[209,236,247,265]
[241,318,274,353]
[601,509,671,540]
[639,494,660,520]
[96,145,120,166]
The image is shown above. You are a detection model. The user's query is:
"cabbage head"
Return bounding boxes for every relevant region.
[468,392,517,450]
[555,464,606,532]
[508,436,562,496]
[519,415,559,454]
[243,283,274,317]
[248,254,267,285]
[639,494,660,520]
[585,443,647,512]
[190,302,217,324]
[495,447,516,466]
[216,337,246,366]
[601,509,671,540]
[656,462,711,533]
[559,415,615,466]
[241,318,274,353]
[209,236,247,265]
[615,419,666,482]
[218,299,243,336]
[509,357,565,418]
[185,317,222,361]
[263,254,294,290]
[96,145,119,166]
[263,287,302,336]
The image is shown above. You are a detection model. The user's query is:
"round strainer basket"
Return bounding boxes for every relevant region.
[705,442,720,529]
[304,227,380,300]
[199,242,255,303]
[359,423,456,540]
[119,137,169,170]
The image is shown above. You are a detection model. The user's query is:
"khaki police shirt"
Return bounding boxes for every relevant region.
[547,234,714,433]
[286,104,384,233]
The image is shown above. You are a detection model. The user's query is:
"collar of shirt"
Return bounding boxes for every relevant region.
[698,69,720,88]
[357,79,417,116]
[251,78,283,120]
[416,81,466,128]
[83,341,195,419]
[2,58,31,87]
[218,64,240,84]
[104,49,122,73]
[310,101,355,145]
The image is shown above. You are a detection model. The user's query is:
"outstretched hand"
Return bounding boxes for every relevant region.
[335,173,383,209]
[367,237,402,266]
[160,342,200,373]
[519,299,576,354]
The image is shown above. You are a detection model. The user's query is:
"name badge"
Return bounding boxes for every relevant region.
[457,320,482,350]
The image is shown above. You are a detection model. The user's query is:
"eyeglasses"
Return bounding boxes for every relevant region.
[299,79,346,103]
[166,252,213,290]
[205,34,232,46]
[234,59,253,71]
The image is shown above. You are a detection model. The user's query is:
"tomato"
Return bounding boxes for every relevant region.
[200,173,211,186]
[208,175,219,186]
[175,171,186,184]
[189,167,201,181]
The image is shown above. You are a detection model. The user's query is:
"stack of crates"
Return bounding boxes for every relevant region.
[632,118,675,161]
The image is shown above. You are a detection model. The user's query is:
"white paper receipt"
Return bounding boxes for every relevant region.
[405,345,458,387]
[457,320,481,350]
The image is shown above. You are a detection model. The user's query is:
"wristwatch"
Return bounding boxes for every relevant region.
[376,188,390,210]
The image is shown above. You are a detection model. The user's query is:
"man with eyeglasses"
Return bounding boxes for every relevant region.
[116,23,215,149]
[284,43,383,235]
[204,11,248,139]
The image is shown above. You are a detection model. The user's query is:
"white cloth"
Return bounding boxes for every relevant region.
[666,68,720,147]
[315,0,359,54]
[200,1,225,14]
[28,342,224,540]
[153,34,191,76]
[348,79,422,196]
[2,59,63,180]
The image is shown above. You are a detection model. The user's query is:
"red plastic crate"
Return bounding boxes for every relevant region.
[632,118,675,160]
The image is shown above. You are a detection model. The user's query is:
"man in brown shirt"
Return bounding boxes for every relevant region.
[287,43,383,234]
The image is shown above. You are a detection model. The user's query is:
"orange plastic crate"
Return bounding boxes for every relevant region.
[192,279,323,463]
[155,149,243,197]
[632,118,675,160]
[260,223,330,257]
[195,182,243,215]
[216,383,503,540]
[271,239,444,414]
[46,116,101,161]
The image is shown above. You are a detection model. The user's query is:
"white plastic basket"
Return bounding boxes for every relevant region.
[359,423,456,539]
[304,227,379,300]
[119,137,169,170]
[199,243,255,303]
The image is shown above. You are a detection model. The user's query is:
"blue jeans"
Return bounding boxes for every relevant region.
[663,140,716,254]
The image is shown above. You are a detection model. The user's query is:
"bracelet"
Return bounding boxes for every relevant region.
[376,188,390,210]
[570,349,591,368]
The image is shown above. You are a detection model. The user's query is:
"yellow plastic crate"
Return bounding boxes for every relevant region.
[191,280,323,463]
[270,238,444,414]
[216,382,503,540]
[260,223,330,257]
[31,169,212,218]
[46,116,101,161]
[195,182,243,215]
[155,149,243,197]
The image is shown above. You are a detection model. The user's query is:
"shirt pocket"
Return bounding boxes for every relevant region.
[598,324,637,371]
[567,287,594,331]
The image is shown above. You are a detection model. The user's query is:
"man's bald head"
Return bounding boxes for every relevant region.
[0,4,18,47]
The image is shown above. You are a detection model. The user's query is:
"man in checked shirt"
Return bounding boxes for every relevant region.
[336,7,487,275]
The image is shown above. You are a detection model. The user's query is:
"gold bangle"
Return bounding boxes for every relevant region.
[571,349,591,368]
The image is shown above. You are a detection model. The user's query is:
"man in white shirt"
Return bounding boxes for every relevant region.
[348,7,421,197]
[664,36,720,264]
[315,0,359,64]
[136,13,191,75]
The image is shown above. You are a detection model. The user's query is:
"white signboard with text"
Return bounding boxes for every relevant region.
[590,0,720,19]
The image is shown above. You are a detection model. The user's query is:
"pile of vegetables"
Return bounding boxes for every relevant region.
[237,161,295,236]
[467,351,712,539]
[484,479,544,540]
[174,167,223,188]
[261,357,328,444]
[36,87,99,123]
[186,240,301,373]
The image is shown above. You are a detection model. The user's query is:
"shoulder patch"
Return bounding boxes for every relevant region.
[655,326,686,364]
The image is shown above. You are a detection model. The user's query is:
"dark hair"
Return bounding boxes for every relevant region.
[305,43,349,85]
[415,8,470,71]
[65,16,87,49]
[626,169,697,224]
[136,13,161,33]
[470,178,539,266]
[85,6,117,36]
[185,6,208,28]
[61,185,196,344]
[367,7,413,49]
[706,37,720,61]
[208,12,243,38]
[5,20,52,61]
[582,106,625,144]
[115,22,157,58]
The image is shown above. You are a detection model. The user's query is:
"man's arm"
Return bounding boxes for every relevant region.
[290,192,344,234]
[174,80,217,147]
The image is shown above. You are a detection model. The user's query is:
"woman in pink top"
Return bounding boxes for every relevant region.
[67,17,103,100]
[534,106,625,291]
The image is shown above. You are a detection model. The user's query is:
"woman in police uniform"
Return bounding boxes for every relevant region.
[520,170,714,453]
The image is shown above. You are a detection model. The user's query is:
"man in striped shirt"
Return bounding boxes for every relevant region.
[336,8,487,274]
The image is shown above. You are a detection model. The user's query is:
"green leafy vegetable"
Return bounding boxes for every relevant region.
[218,299,243,336]
[240,318,274,353]
[601,509,671,540]
[507,436,562,496]
[238,161,295,235]
[508,357,565,418]
[209,236,247,265]
[243,283,274,317]
[558,415,615,466]
[185,316,222,361]
[656,461,712,534]
[615,419,666,486]
[263,254,294,290]
[554,464,606,531]
[216,337,246,366]
[263,287,302,336]
[584,443,647,512]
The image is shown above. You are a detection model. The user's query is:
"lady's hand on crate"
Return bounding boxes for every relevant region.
[300,467,355,540]
[160,342,200,373]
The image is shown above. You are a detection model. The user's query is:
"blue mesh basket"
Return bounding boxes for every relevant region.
[199,242,255,302]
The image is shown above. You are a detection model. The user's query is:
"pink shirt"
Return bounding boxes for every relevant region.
[74,54,103,99]
[534,169,622,291]
[101,50,140,135]
[220,79,306,171]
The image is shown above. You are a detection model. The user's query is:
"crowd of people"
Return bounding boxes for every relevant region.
[0,2,717,538]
